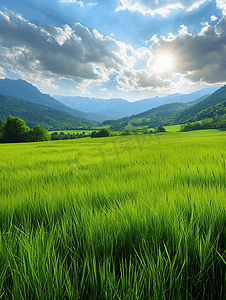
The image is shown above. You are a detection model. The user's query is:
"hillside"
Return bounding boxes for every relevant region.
[190,100,226,122]
[171,85,226,124]
[102,100,204,130]
[0,79,104,122]
[0,94,96,130]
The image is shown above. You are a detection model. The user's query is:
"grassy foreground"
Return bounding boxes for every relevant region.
[1,130,226,299]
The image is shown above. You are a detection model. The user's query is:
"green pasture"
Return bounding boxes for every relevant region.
[1,130,226,299]
[164,124,181,131]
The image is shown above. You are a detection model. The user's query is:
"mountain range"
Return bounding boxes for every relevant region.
[0,94,96,130]
[0,78,225,131]
[102,85,226,130]
[53,86,219,119]
[0,79,106,122]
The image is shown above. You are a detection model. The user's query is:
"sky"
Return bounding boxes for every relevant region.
[0,0,225,101]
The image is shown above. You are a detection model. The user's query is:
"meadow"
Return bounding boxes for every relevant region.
[1,129,226,299]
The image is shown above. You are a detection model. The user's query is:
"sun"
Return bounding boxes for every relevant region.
[153,53,174,73]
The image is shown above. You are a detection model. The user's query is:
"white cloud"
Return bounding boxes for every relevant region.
[0,10,134,89]
[0,10,10,22]
[211,15,218,22]
[71,86,91,94]
[0,65,7,77]
[1,7,226,95]
[59,0,84,5]
[115,0,207,17]
[116,68,172,92]
[59,0,97,7]
[216,0,226,15]
[87,3,97,7]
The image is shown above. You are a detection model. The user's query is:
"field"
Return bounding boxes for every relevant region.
[164,124,181,132]
[1,130,226,299]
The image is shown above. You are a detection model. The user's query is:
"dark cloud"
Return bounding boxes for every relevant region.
[149,18,226,85]
[1,4,226,93]
[0,11,131,86]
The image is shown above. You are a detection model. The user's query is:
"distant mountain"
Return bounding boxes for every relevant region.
[96,110,126,120]
[53,86,219,118]
[53,95,131,116]
[171,85,226,124]
[0,94,96,130]
[0,79,104,122]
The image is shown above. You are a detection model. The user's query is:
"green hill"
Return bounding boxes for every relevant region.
[189,100,226,122]
[171,85,226,124]
[0,78,104,122]
[101,93,214,131]
[102,102,195,130]
[0,94,97,130]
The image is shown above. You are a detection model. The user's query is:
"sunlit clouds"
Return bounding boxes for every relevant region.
[116,0,208,17]
[0,0,225,99]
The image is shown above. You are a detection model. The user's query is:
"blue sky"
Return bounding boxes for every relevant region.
[0,0,225,101]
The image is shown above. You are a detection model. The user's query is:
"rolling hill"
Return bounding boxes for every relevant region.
[0,94,97,130]
[101,86,226,130]
[101,97,209,130]
[0,79,105,122]
[171,85,226,124]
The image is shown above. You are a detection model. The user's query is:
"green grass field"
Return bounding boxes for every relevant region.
[1,130,226,299]
[164,124,181,131]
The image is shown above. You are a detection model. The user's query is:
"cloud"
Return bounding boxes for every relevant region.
[1,6,226,94]
[59,0,97,7]
[116,69,172,92]
[87,3,97,7]
[211,15,218,22]
[71,86,91,94]
[148,18,226,85]
[59,0,84,5]
[115,0,207,17]
[216,0,226,15]
[0,10,133,88]
[0,65,7,77]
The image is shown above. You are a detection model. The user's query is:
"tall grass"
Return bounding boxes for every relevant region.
[1,130,226,299]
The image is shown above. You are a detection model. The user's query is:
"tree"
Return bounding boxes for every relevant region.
[33,125,48,141]
[91,128,111,138]
[154,126,166,133]
[0,115,30,143]
[91,130,98,138]
[51,132,60,140]
[98,128,111,137]
[0,116,48,143]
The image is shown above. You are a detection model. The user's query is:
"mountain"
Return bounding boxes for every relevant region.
[192,100,226,122]
[171,85,226,124]
[100,86,226,130]
[0,79,104,122]
[0,94,97,130]
[102,102,194,130]
[53,86,219,118]
[52,95,131,117]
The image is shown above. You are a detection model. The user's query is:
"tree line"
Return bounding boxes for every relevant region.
[0,116,48,143]
[180,114,226,132]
